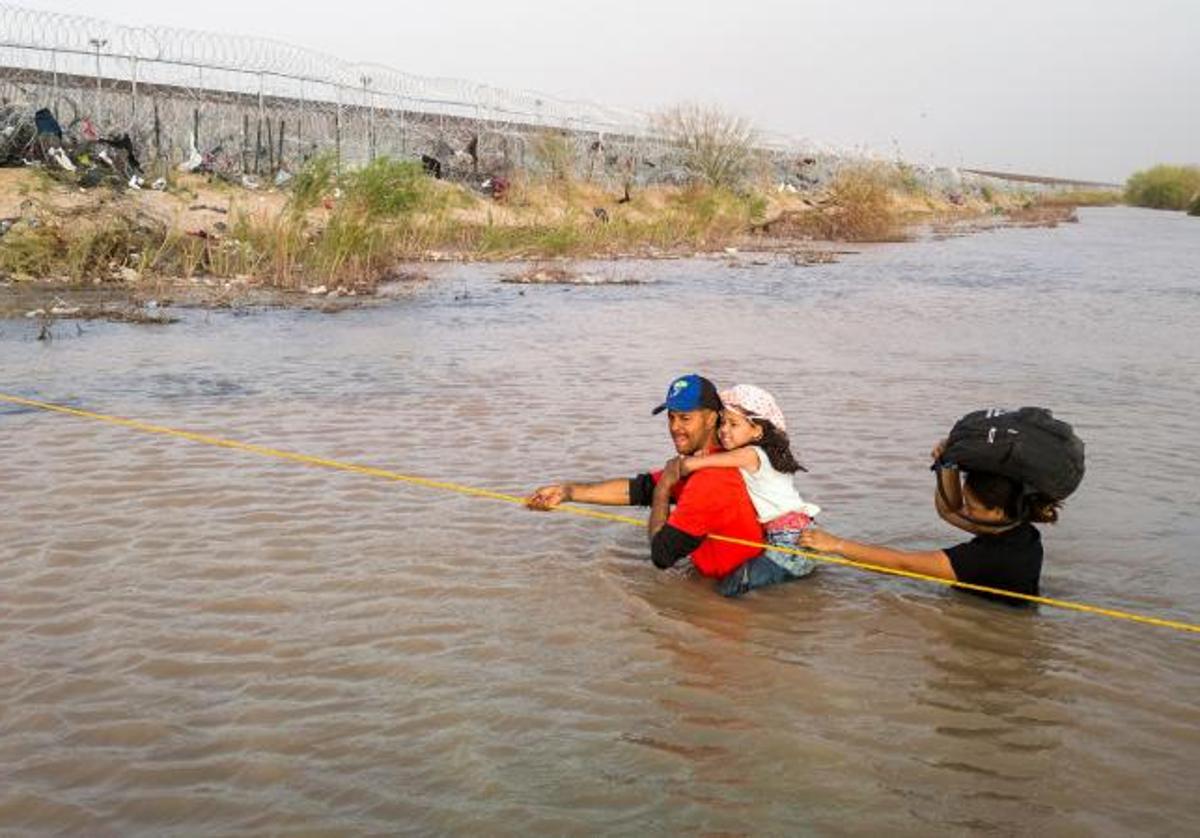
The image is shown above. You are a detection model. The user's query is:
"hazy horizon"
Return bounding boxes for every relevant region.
[7,0,1198,183]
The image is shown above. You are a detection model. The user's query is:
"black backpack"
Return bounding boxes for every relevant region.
[941,407,1085,500]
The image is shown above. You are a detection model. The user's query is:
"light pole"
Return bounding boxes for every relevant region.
[399,90,407,156]
[360,74,374,162]
[88,37,107,116]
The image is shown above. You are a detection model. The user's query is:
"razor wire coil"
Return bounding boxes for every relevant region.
[0,2,649,134]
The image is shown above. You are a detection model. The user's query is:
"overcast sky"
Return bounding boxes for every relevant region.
[13,0,1199,182]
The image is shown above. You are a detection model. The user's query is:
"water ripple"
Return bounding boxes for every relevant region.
[1,208,1198,833]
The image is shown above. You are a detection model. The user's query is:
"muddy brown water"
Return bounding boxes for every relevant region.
[2,207,1198,834]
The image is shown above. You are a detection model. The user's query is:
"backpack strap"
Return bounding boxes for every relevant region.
[934,464,1027,535]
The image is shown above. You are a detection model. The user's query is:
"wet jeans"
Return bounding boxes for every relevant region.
[715,515,816,598]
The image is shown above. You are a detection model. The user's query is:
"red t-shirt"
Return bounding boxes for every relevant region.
[655,465,764,578]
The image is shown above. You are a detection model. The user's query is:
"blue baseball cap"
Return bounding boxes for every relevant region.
[651,374,723,415]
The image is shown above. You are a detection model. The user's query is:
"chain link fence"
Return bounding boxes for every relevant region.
[0,2,688,181]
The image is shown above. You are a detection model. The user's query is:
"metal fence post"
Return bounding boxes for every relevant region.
[297,79,304,163]
[256,72,267,175]
[335,84,342,174]
[131,57,138,124]
[0,14,659,187]
[153,99,161,167]
[88,37,107,118]
[399,92,406,156]
[360,74,373,162]
[196,65,204,156]
[50,48,59,115]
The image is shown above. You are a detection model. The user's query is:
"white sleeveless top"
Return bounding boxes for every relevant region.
[740,446,821,522]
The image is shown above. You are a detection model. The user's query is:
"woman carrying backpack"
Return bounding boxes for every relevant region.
[799,409,1081,603]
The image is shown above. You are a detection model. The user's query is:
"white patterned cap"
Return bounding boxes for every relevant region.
[719,384,787,432]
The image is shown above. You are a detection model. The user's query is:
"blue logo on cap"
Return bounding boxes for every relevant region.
[653,373,713,415]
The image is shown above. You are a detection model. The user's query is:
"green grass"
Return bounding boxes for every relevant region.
[342,157,441,217]
[5,158,1024,290]
[0,222,62,278]
[286,155,455,220]
[288,151,338,212]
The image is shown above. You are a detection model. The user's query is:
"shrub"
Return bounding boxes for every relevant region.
[654,104,758,190]
[1124,165,1200,210]
[824,163,903,241]
[1189,194,1200,217]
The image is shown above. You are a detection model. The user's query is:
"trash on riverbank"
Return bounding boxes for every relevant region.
[24,301,177,325]
[1,104,145,191]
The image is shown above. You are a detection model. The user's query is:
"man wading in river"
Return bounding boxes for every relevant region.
[526,374,777,596]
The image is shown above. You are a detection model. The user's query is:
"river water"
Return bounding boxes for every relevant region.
[2,207,1198,835]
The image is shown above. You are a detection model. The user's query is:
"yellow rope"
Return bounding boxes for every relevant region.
[2,391,1197,636]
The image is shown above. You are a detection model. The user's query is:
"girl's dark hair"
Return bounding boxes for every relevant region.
[964,471,1061,524]
[753,419,804,474]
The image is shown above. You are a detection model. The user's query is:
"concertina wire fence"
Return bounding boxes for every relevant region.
[0,4,1057,197]
[0,1,760,179]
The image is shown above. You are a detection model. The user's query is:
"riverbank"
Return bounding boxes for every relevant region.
[0,162,1094,320]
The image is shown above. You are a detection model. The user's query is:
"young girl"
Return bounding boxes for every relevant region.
[798,440,1062,602]
[679,384,821,597]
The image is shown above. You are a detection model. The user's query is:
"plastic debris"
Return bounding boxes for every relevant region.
[179,132,203,172]
[178,151,202,172]
[47,146,75,172]
[34,108,62,139]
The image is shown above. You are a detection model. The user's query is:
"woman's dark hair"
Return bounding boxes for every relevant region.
[1025,494,1061,524]
[753,419,804,474]
[965,471,1061,524]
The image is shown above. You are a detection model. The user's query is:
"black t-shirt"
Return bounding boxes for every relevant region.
[944,522,1043,603]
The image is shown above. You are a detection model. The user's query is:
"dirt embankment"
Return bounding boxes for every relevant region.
[0,165,1084,321]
